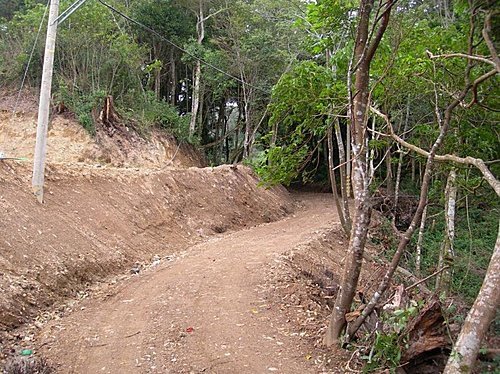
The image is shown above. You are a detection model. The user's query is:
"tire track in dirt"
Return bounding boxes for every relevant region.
[38,194,338,373]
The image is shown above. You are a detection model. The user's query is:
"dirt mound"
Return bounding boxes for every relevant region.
[0,162,293,350]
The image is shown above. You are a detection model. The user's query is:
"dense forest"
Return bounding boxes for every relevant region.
[1,0,499,372]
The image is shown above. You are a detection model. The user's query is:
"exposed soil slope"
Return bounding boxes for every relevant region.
[35,194,340,374]
[0,109,203,168]
[0,162,293,339]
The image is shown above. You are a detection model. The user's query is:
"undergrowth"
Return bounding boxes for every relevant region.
[360,302,420,373]
[57,83,106,136]
[121,91,191,143]
[57,86,192,143]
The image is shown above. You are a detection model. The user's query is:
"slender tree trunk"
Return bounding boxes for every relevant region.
[217,99,226,164]
[327,48,353,212]
[242,86,253,158]
[394,151,404,208]
[395,104,410,208]
[189,0,205,138]
[196,83,205,139]
[334,117,352,232]
[411,156,416,183]
[436,168,457,294]
[155,68,161,100]
[419,161,423,186]
[369,114,376,181]
[415,202,428,277]
[225,120,230,163]
[444,223,500,373]
[328,128,350,234]
[232,101,243,161]
[346,123,352,198]
[169,48,176,106]
[190,60,202,137]
[325,0,393,345]
[386,145,394,197]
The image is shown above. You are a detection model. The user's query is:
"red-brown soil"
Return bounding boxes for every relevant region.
[32,194,343,374]
[0,106,369,373]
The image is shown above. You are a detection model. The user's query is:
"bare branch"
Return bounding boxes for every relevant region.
[426,50,498,69]
[202,7,229,22]
[406,266,450,292]
[370,106,500,197]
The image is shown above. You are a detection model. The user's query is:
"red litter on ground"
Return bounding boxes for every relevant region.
[186,327,194,333]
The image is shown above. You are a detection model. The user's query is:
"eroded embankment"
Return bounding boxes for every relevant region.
[0,163,293,335]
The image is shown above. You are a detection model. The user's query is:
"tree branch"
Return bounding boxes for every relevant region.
[202,7,229,22]
[370,106,500,197]
[365,0,395,63]
[426,50,498,69]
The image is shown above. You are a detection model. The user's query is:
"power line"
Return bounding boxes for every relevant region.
[97,0,269,94]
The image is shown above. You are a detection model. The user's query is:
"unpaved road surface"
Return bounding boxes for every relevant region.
[38,194,338,373]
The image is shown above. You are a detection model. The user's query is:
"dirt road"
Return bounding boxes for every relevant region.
[38,194,338,373]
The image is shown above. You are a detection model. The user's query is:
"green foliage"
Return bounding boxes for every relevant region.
[363,332,401,373]
[268,61,339,135]
[300,0,356,55]
[362,303,419,372]
[57,83,106,135]
[132,0,194,44]
[254,60,344,186]
[124,91,191,142]
[251,145,309,187]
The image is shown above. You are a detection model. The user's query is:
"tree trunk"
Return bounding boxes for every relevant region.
[190,60,202,137]
[324,168,371,345]
[334,117,352,232]
[444,224,500,373]
[154,66,161,100]
[436,168,457,295]
[325,0,393,346]
[411,156,416,183]
[328,128,350,234]
[196,83,205,139]
[217,99,226,164]
[386,145,394,197]
[415,202,428,277]
[346,122,352,198]
[369,114,376,181]
[189,0,205,138]
[168,48,176,106]
[395,103,410,209]
[242,86,253,158]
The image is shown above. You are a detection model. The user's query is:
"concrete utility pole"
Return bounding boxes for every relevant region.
[32,0,60,203]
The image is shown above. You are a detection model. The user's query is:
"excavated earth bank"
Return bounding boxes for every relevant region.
[0,162,293,352]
